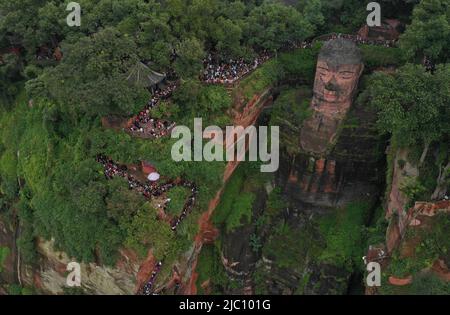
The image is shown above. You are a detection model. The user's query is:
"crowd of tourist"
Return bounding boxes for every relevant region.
[142,261,163,295]
[96,154,198,231]
[97,154,128,179]
[201,39,317,85]
[96,155,199,294]
[97,154,158,198]
[200,32,396,86]
[128,83,177,138]
[201,50,271,84]
[282,39,313,51]
[170,180,198,231]
[318,33,397,47]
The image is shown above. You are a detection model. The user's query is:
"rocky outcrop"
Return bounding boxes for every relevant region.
[383,148,419,253]
[213,41,387,296]
[386,149,419,219]
[21,238,139,295]
[221,188,267,280]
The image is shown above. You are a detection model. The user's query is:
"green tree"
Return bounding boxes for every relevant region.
[33,27,148,117]
[174,37,205,79]
[362,64,450,158]
[105,177,146,223]
[0,53,22,108]
[172,80,231,119]
[297,0,325,33]
[0,0,62,57]
[245,2,314,52]
[124,206,176,259]
[212,17,243,58]
[400,0,450,62]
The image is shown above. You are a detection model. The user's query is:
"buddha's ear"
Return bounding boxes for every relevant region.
[358,64,364,76]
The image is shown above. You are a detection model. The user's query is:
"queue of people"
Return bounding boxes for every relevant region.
[128,83,177,139]
[96,155,198,294]
[318,33,397,47]
[96,154,198,231]
[170,180,198,231]
[282,39,313,51]
[96,154,158,198]
[200,32,396,87]
[142,261,163,295]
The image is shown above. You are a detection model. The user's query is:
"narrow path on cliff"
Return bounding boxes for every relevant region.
[96,154,198,294]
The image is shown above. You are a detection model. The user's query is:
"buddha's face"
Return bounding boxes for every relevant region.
[314,60,363,104]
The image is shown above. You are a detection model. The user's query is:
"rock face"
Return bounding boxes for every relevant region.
[386,149,419,240]
[300,39,364,154]
[281,97,384,208]
[216,98,385,294]
[21,239,140,295]
[284,44,381,206]
[221,188,266,279]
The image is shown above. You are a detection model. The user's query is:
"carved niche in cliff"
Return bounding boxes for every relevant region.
[300,39,364,154]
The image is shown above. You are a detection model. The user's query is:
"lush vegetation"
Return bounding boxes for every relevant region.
[263,220,320,270]
[6,284,35,295]
[317,202,372,271]
[360,45,406,70]
[262,187,287,223]
[124,206,190,262]
[213,164,265,233]
[363,64,450,150]
[0,0,325,271]
[380,213,450,295]
[400,0,450,63]
[0,94,226,265]
[195,243,229,294]
[235,58,283,102]
[0,0,322,110]
[0,246,10,273]
[166,186,191,216]
[361,63,450,203]
[253,201,373,294]
[270,87,312,155]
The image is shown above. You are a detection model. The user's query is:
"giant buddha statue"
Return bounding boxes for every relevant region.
[300,39,364,154]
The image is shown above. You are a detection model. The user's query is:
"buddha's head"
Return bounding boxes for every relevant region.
[314,39,363,106]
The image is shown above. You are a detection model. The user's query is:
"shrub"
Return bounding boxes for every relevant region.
[360,46,406,70]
